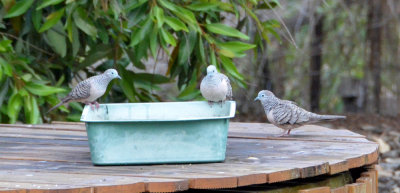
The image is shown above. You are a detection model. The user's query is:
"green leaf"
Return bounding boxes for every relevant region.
[197,36,205,63]
[220,55,243,80]
[79,44,113,69]
[0,39,12,52]
[125,0,148,12]
[218,49,236,58]
[210,48,217,66]
[130,17,153,47]
[110,0,122,20]
[262,19,280,28]
[39,8,65,33]
[73,7,97,37]
[177,69,199,99]
[0,57,12,76]
[186,2,219,11]
[4,0,34,18]
[178,30,197,65]
[71,23,80,57]
[24,95,41,124]
[45,95,69,113]
[21,73,33,82]
[0,79,10,108]
[7,92,22,124]
[160,27,176,46]
[124,48,146,69]
[36,0,64,10]
[25,82,66,96]
[217,41,256,53]
[0,64,2,81]
[133,73,171,84]
[153,6,164,28]
[45,22,67,57]
[150,26,158,58]
[118,66,137,102]
[32,9,42,31]
[159,0,198,30]
[258,0,280,9]
[205,23,249,40]
[164,17,188,32]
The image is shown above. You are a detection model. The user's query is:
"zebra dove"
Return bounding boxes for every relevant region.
[47,69,121,113]
[254,90,346,136]
[200,65,232,106]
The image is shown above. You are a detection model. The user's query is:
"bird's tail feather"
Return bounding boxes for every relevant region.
[46,97,70,114]
[315,114,346,121]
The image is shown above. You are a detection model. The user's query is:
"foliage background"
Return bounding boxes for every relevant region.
[1,0,399,124]
[0,0,280,123]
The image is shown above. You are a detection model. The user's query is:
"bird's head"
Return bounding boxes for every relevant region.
[104,69,122,80]
[206,65,217,75]
[254,90,276,102]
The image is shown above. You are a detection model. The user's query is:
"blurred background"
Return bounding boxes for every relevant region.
[0,0,399,191]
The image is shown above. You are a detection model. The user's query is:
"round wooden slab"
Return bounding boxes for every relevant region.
[0,122,378,192]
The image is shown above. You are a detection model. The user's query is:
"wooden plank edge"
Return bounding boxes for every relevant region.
[0,187,93,193]
[346,147,379,170]
[145,180,189,192]
[189,176,237,189]
[266,168,301,183]
[299,164,378,193]
[0,124,86,132]
[328,160,349,175]
[299,162,330,178]
[227,136,370,143]
[298,186,331,193]
[236,173,267,187]
[94,182,145,193]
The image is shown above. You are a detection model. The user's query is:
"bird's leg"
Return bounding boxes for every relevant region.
[279,129,292,137]
[279,130,288,137]
[94,101,100,110]
[85,102,95,110]
[208,101,213,107]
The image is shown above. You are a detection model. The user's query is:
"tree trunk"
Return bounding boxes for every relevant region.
[310,14,324,112]
[366,0,383,114]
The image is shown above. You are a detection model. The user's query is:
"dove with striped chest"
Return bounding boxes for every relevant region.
[200,65,232,105]
[47,69,121,113]
[254,90,346,136]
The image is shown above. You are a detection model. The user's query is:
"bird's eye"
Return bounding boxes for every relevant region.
[261,94,265,97]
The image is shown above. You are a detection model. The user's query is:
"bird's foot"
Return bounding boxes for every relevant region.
[208,101,213,107]
[90,103,95,111]
[85,102,95,111]
[279,129,291,137]
[94,101,100,110]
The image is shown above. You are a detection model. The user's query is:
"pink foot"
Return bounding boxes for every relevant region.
[94,101,100,110]
[279,129,291,137]
[90,103,95,110]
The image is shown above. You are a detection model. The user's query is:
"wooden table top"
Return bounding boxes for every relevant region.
[0,122,379,193]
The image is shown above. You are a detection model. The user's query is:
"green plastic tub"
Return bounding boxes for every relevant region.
[80,101,236,165]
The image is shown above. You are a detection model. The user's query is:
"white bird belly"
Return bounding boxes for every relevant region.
[86,87,106,102]
[266,110,276,124]
[200,82,228,102]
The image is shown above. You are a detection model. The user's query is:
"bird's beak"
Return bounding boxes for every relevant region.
[254,97,260,101]
[117,75,122,79]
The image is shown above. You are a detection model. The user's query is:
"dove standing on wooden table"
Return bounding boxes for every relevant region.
[254,90,346,136]
[47,69,121,113]
[200,65,232,106]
